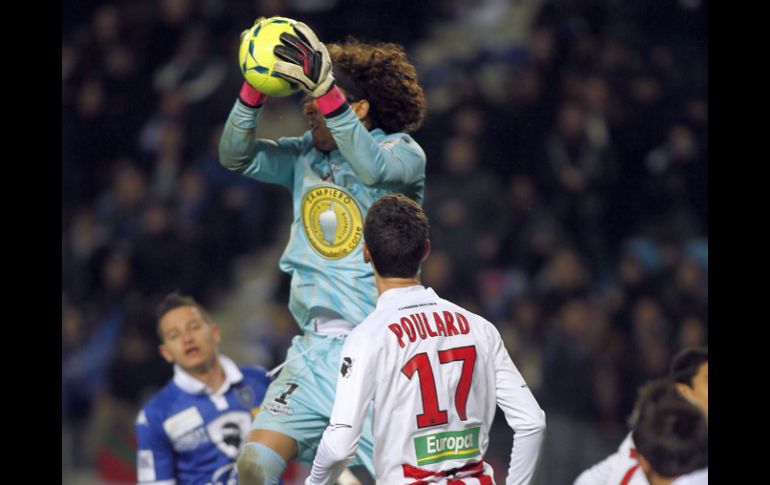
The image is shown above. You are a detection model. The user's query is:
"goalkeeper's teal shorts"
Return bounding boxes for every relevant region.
[251,332,375,474]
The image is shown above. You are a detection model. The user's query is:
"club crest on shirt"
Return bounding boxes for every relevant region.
[301,185,363,260]
[235,385,255,408]
[340,357,354,378]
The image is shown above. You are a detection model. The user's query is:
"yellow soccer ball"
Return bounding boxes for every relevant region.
[239,17,301,97]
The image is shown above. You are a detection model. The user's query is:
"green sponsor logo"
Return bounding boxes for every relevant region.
[413,427,480,465]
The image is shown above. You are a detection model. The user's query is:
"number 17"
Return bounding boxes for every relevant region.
[401,345,477,429]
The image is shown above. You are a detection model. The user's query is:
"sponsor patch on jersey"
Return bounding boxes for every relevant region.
[340,357,354,378]
[413,427,481,466]
[206,411,253,458]
[137,450,155,482]
[173,427,209,452]
[264,402,295,416]
[163,406,205,442]
[301,185,363,260]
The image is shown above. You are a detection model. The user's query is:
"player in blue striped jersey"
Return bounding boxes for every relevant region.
[136,292,272,485]
[219,20,427,485]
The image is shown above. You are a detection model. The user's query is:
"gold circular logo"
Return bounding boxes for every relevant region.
[301,185,364,260]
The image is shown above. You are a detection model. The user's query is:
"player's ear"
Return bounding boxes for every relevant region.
[211,323,221,345]
[421,239,431,262]
[352,99,369,119]
[674,382,702,410]
[159,344,174,364]
[675,382,692,400]
[363,242,371,264]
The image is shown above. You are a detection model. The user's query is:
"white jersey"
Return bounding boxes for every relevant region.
[307,285,546,485]
[573,433,648,485]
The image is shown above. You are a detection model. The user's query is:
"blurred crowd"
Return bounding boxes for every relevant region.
[62,0,707,482]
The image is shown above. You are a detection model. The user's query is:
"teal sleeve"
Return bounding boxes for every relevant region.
[219,100,308,190]
[325,107,426,188]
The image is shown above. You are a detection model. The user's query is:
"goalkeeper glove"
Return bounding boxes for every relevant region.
[272,22,334,98]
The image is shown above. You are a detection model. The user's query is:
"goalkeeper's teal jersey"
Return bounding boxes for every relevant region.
[220,100,426,332]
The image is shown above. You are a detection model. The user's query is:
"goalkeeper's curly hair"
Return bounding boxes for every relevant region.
[328,39,426,134]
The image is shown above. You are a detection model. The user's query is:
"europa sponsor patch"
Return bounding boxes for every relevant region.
[413,427,480,465]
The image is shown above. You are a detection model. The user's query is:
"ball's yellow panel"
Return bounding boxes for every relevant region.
[239,17,300,97]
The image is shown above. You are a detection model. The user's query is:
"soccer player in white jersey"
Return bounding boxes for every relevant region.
[573,348,708,485]
[629,379,707,485]
[306,194,546,485]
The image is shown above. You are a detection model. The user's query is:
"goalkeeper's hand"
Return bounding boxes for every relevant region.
[272,22,334,98]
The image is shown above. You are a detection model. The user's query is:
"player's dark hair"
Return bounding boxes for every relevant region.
[670,347,708,387]
[631,379,708,477]
[327,38,426,134]
[155,291,212,341]
[364,194,429,278]
[627,378,681,428]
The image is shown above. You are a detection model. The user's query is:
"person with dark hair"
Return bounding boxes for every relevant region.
[305,194,546,484]
[670,347,708,419]
[573,348,708,485]
[631,379,708,484]
[135,292,272,485]
[218,18,428,485]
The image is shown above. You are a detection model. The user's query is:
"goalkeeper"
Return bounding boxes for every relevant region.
[219,19,427,484]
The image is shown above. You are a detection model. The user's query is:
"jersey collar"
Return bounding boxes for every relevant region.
[376,285,437,310]
[173,354,244,396]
